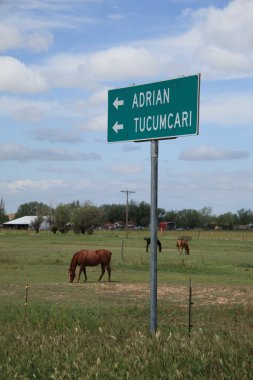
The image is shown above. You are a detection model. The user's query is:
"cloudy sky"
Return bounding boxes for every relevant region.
[1,0,253,215]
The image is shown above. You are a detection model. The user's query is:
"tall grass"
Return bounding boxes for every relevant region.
[1,302,252,379]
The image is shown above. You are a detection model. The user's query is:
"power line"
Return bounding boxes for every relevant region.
[120,190,136,238]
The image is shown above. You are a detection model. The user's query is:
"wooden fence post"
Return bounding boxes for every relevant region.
[25,283,29,319]
[121,240,125,261]
[188,278,193,336]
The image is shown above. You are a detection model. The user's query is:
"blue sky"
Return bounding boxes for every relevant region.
[1,0,253,215]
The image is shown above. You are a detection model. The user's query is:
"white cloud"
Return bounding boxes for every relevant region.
[0,23,22,52]
[13,107,43,123]
[179,145,250,161]
[0,179,65,193]
[3,0,251,93]
[0,96,49,117]
[108,14,125,21]
[0,1,95,53]
[32,127,85,143]
[201,91,253,127]
[197,47,251,75]
[2,0,253,90]
[83,114,107,132]
[0,144,101,162]
[87,88,108,106]
[159,168,253,214]
[0,95,80,120]
[88,46,160,81]
[24,31,53,52]
[194,0,253,52]
[0,57,48,93]
[39,54,94,89]
[110,164,142,175]
[139,0,253,79]
[122,144,141,152]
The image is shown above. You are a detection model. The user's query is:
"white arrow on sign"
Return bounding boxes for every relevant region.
[113,97,124,110]
[113,121,123,134]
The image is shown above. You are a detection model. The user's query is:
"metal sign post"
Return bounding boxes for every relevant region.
[150,139,158,333]
[107,74,201,334]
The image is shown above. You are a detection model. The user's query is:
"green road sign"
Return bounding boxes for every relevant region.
[107,74,200,143]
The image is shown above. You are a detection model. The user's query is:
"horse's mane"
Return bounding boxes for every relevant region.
[69,251,81,270]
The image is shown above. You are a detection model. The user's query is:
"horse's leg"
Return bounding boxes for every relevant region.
[98,264,105,281]
[106,264,111,282]
[83,266,87,282]
[77,265,83,282]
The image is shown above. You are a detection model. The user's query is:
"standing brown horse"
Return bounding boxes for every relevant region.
[68,249,112,283]
[176,239,190,255]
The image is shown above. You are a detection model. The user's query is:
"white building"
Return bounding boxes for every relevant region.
[3,216,50,231]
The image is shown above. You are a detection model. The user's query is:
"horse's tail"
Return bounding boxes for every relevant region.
[103,250,112,266]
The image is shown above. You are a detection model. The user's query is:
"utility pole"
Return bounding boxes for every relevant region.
[121,190,135,238]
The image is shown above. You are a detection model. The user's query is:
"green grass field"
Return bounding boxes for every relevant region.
[0,229,253,379]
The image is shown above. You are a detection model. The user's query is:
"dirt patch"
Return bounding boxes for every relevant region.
[0,282,252,306]
[90,282,253,305]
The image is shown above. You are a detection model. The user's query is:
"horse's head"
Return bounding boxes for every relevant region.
[68,269,76,283]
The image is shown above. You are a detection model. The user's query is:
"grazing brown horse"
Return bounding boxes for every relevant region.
[68,249,112,283]
[176,239,190,255]
[144,237,162,252]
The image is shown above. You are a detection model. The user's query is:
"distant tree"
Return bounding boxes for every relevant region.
[127,201,138,225]
[101,201,156,228]
[236,208,253,225]
[164,210,178,224]
[0,197,9,224]
[68,200,81,210]
[15,202,50,218]
[0,197,5,214]
[30,215,44,233]
[47,210,57,234]
[199,207,216,228]
[101,203,125,224]
[158,208,166,221]
[175,209,202,229]
[135,201,150,227]
[199,206,212,219]
[72,202,104,234]
[217,212,237,230]
[54,204,72,233]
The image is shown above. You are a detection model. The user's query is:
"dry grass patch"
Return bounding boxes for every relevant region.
[1,282,252,308]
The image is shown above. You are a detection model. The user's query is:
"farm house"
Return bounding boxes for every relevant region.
[3,216,50,231]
